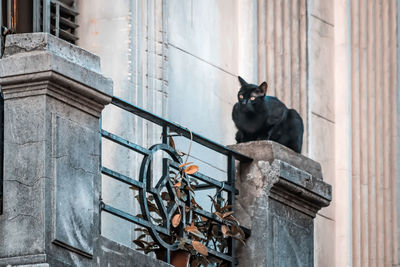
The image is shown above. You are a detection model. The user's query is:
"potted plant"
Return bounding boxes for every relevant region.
[132,137,246,267]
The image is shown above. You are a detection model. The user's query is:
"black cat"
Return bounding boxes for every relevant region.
[232,76,304,153]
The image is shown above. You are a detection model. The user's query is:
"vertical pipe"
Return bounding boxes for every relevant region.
[0,93,3,215]
[33,0,40,32]
[227,154,235,267]
[42,0,50,33]
[55,3,60,37]
[7,0,11,29]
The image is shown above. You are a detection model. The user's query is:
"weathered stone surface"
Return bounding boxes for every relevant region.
[96,236,172,267]
[0,33,110,266]
[0,33,176,267]
[3,33,101,73]
[53,115,97,256]
[230,140,324,180]
[229,141,332,267]
[0,33,113,104]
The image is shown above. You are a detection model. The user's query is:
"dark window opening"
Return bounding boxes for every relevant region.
[0,0,78,44]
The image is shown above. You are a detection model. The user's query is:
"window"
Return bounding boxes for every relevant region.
[0,0,78,44]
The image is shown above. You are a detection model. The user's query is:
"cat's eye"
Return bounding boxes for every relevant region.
[239,95,244,99]
[250,96,255,101]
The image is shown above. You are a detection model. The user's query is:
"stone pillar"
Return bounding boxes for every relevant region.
[0,33,113,266]
[229,141,332,267]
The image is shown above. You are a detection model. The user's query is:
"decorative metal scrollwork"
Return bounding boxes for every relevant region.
[138,143,191,251]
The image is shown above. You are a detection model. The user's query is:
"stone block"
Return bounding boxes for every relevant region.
[0,33,111,266]
[229,141,332,267]
[308,15,334,122]
[309,113,335,219]
[53,115,97,256]
[308,0,334,26]
[314,215,335,267]
[168,0,238,74]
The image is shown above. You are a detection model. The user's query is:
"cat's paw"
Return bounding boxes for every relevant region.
[235,131,244,143]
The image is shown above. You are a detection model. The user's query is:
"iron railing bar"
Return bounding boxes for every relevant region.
[101,129,150,155]
[227,155,236,267]
[101,167,144,189]
[194,183,239,195]
[111,96,252,162]
[101,203,169,235]
[205,246,237,264]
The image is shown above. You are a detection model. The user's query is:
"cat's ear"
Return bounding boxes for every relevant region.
[238,76,248,87]
[259,82,268,95]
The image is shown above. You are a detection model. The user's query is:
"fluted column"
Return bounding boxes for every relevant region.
[350,0,398,266]
[257,0,308,154]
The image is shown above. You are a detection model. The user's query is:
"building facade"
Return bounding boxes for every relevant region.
[73,0,399,266]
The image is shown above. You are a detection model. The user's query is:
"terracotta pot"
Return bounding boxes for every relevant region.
[170,250,190,267]
[155,249,190,267]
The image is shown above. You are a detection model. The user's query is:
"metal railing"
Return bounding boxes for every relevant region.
[100,96,252,266]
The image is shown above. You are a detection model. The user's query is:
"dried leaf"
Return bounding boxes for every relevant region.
[223,211,234,218]
[175,187,181,199]
[225,215,239,224]
[169,136,176,149]
[172,213,182,228]
[232,235,247,245]
[179,162,193,168]
[221,205,233,212]
[185,223,206,239]
[174,182,182,187]
[221,225,229,237]
[185,222,197,232]
[184,165,199,175]
[133,240,145,248]
[192,241,208,256]
[208,195,221,211]
[137,233,146,240]
[215,212,224,219]
[178,237,188,250]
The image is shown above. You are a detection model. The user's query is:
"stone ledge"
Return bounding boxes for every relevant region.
[229,140,323,180]
[3,33,101,73]
[0,33,113,98]
[229,141,332,221]
[97,236,172,267]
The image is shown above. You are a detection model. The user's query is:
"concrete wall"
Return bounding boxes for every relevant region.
[76,0,400,266]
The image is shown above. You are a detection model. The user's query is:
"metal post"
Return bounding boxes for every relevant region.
[32,0,40,32]
[42,0,50,33]
[227,154,236,266]
[55,3,59,37]
[0,93,3,215]
[6,0,11,29]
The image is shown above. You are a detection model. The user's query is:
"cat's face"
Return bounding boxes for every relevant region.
[237,76,268,113]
